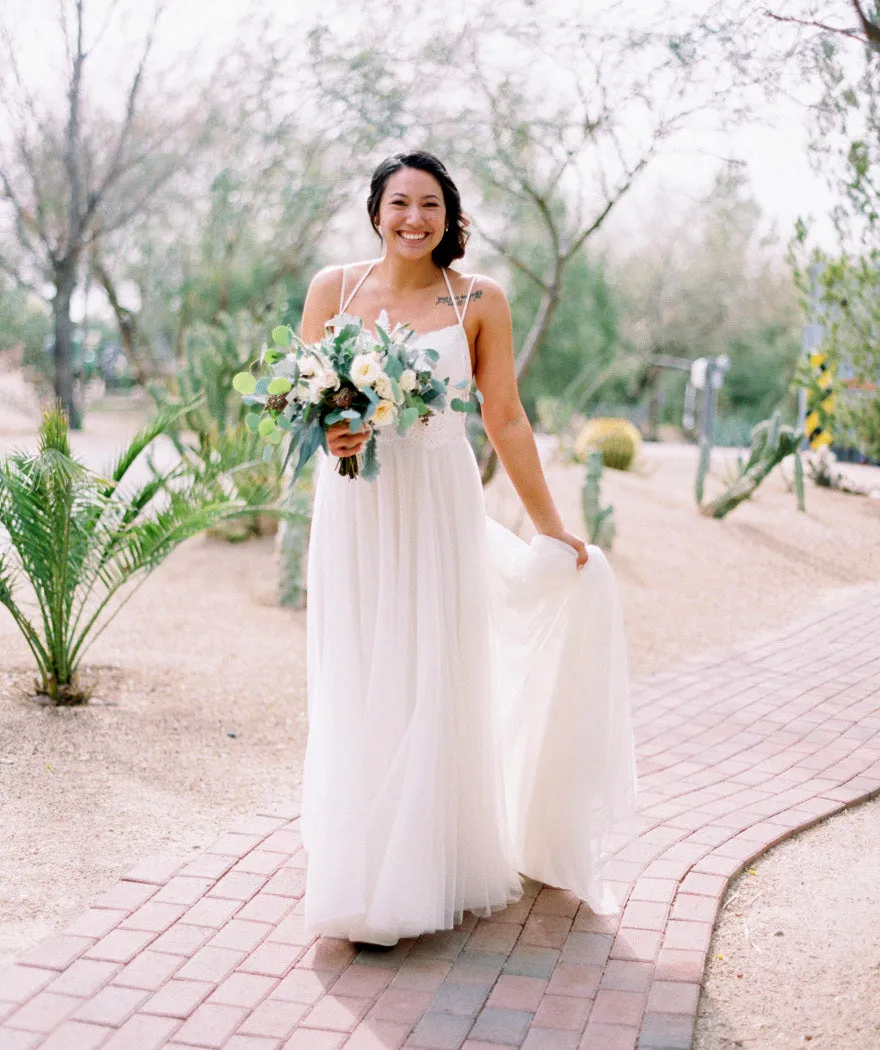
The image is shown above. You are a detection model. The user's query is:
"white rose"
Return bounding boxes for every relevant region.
[299,355,319,378]
[399,369,417,392]
[372,399,396,427]
[351,354,381,389]
[307,377,326,404]
[322,368,340,391]
[375,372,394,401]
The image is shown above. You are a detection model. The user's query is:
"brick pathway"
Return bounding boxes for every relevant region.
[2,590,879,1050]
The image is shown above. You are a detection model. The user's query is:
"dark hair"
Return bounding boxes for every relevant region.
[367,151,470,268]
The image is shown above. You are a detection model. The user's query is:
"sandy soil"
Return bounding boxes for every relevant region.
[694,796,880,1050]
[1,395,879,1042]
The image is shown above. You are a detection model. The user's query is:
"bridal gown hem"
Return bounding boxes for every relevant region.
[301,264,636,945]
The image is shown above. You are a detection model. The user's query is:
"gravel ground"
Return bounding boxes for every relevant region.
[1,397,879,1044]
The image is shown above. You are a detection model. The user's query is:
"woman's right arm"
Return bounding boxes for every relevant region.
[300,266,341,342]
[300,267,371,457]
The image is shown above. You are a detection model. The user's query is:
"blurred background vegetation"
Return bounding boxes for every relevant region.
[0,0,877,463]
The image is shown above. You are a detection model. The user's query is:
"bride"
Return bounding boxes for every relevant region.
[299,150,636,948]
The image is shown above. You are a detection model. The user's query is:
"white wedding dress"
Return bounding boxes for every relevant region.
[301,263,636,945]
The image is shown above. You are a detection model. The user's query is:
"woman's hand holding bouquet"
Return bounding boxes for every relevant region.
[233,311,480,481]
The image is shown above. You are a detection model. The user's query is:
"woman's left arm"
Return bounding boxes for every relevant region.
[473,278,589,567]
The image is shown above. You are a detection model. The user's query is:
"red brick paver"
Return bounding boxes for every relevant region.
[2,591,878,1049]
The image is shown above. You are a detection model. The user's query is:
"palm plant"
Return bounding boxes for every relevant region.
[0,404,248,703]
[149,313,287,540]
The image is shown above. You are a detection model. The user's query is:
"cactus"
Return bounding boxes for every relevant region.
[695,437,711,507]
[574,417,641,471]
[699,412,804,519]
[581,450,616,550]
[793,450,805,512]
[277,468,314,609]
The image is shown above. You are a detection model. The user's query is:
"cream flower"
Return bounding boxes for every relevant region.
[322,368,340,391]
[375,372,395,402]
[351,354,381,389]
[298,354,321,378]
[372,399,396,427]
[399,369,417,393]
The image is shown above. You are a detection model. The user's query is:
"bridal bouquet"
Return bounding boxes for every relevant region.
[232,312,480,481]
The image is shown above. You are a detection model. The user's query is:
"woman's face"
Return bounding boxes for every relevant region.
[375,167,447,260]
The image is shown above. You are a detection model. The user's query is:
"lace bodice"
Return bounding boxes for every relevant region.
[378,325,473,449]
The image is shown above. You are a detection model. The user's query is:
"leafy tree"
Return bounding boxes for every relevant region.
[507,241,621,421]
[0,280,50,375]
[743,3,880,456]
[613,165,801,434]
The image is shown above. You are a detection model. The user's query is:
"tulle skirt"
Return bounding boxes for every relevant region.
[301,434,635,944]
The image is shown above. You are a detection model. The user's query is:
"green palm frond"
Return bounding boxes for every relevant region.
[0,406,246,704]
[101,396,205,496]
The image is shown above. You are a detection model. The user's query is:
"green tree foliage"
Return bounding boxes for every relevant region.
[614,166,801,432]
[0,405,248,703]
[791,6,880,458]
[0,283,50,373]
[507,244,620,420]
[148,313,288,540]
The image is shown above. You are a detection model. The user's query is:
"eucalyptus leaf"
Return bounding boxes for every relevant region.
[268,377,292,395]
[384,355,403,380]
[232,372,257,395]
[272,325,293,347]
[398,406,419,431]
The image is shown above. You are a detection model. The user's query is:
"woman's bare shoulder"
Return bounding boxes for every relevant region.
[450,273,509,322]
[308,260,376,296]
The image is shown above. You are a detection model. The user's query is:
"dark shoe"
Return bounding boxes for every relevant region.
[352,940,398,952]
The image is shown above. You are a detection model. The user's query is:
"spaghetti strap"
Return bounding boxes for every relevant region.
[338,267,347,313]
[460,275,479,324]
[340,260,378,316]
[442,269,463,326]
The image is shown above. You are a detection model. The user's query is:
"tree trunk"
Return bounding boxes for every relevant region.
[479,277,562,485]
[53,259,82,429]
[93,258,150,384]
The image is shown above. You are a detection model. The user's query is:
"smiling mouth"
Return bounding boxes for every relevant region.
[398,231,430,242]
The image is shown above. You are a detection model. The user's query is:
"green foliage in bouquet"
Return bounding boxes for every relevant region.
[697,412,805,519]
[0,405,249,703]
[234,313,481,482]
[150,313,286,540]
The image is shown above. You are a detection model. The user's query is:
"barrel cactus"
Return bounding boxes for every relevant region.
[574,417,641,471]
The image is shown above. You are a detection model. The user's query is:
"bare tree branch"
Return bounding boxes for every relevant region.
[84,3,162,226]
[763,9,862,43]
[851,0,880,50]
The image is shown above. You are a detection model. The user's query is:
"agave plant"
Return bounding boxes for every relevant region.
[0,404,248,703]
